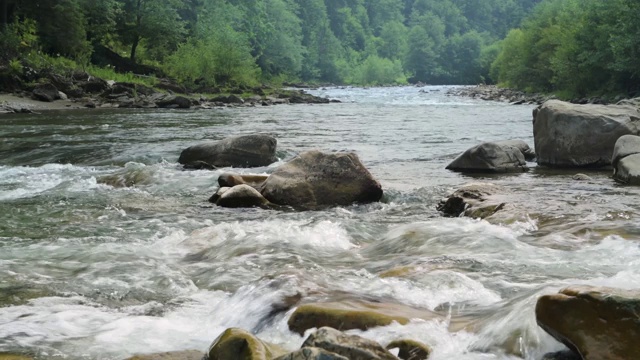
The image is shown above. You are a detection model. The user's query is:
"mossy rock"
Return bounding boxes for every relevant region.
[208,328,287,360]
[126,350,205,360]
[288,300,440,335]
[0,354,33,360]
[386,339,431,360]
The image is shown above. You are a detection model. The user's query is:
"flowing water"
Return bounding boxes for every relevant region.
[1,86,639,360]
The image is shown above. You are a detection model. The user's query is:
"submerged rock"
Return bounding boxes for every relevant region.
[287,300,439,335]
[208,328,287,360]
[302,327,398,360]
[446,140,532,173]
[437,183,511,219]
[534,100,640,168]
[540,351,581,360]
[612,134,640,184]
[179,135,278,168]
[535,285,640,360]
[385,339,431,360]
[261,150,383,209]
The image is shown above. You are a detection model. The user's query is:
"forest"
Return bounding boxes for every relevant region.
[0,0,638,98]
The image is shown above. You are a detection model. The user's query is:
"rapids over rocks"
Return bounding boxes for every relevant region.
[1,86,639,360]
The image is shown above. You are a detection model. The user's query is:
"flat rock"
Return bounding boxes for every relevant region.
[261,150,382,209]
[535,286,640,360]
[178,135,277,168]
[534,100,640,168]
[218,172,269,189]
[32,83,60,102]
[212,184,271,208]
[288,300,439,335]
[437,183,511,219]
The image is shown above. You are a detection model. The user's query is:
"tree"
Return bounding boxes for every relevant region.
[116,0,187,62]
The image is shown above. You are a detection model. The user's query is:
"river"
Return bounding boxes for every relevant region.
[1,86,639,360]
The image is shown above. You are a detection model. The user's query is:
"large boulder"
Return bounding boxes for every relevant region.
[32,83,60,102]
[287,300,439,335]
[156,95,191,109]
[302,327,398,360]
[446,140,532,173]
[178,135,278,168]
[534,100,640,167]
[208,328,287,360]
[261,150,383,209]
[274,347,348,360]
[535,286,640,360]
[612,134,640,184]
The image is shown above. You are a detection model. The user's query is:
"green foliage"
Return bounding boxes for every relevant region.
[86,65,158,86]
[348,55,407,85]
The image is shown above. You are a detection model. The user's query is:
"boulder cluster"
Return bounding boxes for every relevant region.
[439,97,640,360]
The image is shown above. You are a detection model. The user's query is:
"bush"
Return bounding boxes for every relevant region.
[348,55,407,85]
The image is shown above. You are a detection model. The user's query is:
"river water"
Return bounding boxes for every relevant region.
[1,86,639,360]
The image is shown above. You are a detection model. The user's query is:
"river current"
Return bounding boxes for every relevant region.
[1,86,639,360]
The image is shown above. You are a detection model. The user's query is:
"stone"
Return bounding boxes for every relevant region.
[208,328,287,360]
[183,160,217,170]
[126,350,205,360]
[213,184,271,208]
[535,285,640,360]
[0,354,33,360]
[261,150,382,209]
[572,173,592,181]
[32,83,60,102]
[436,183,510,219]
[385,340,431,360]
[218,172,269,189]
[79,77,109,93]
[273,347,348,360]
[612,135,640,184]
[540,351,581,360]
[156,95,191,109]
[533,100,640,167]
[288,300,439,335]
[446,140,532,173]
[179,135,278,168]
[302,327,398,360]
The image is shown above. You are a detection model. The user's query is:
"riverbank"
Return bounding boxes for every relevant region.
[446,85,631,105]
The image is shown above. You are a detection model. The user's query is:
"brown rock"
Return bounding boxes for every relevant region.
[535,286,640,360]
[386,339,431,360]
[126,350,205,360]
[208,328,287,360]
[302,327,398,360]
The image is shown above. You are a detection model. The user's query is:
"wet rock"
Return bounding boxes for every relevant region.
[288,300,438,335]
[179,135,277,168]
[156,79,187,94]
[572,173,592,181]
[534,100,640,168]
[446,140,532,173]
[208,328,287,360]
[126,350,205,360]
[535,285,640,360]
[218,172,269,189]
[437,183,510,219]
[183,160,217,170]
[386,339,431,360]
[212,184,271,208]
[0,354,33,360]
[32,83,60,102]
[612,135,640,184]
[274,347,348,360]
[261,150,382,209]
[156,95,191,109]
[302,327,399,360]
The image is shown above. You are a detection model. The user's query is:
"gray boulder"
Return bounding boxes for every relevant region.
[178,135,277,168]
[437,183,511,219]
[612,135,640,184]
[302,327,399,360]
[260,150,383,209]
[32,83,60,102]
[156,95,191,109]
[446,140,533,173]
[536,286,640,360]
[534,100,640,167]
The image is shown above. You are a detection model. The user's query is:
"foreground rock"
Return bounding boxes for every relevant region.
[534,100,640,168]
[303,327,398,360]
[208,328,287,360]
[288,300,439,335]
[446,140,533,173]
[437,183,512,219]
[536,286,640,360]
[179,135,278,168]
[612,135,640,184]
[261,150,383,209]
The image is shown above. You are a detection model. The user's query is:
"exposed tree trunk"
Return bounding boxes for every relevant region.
[130,34,140,63]
[130,0,143,63]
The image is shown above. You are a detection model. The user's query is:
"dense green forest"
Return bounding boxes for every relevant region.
[0,0,539,88]
[1,0,638,98]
